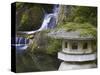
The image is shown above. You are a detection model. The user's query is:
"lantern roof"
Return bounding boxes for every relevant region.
[48,30,95,40]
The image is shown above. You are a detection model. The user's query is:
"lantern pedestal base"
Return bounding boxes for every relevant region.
[58,62,97,71]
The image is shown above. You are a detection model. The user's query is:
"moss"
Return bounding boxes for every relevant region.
[56,22,97,37]
[21,12,29,25]
[16,2,24,10]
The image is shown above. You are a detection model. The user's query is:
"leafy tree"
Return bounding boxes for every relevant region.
[66,6,97,27]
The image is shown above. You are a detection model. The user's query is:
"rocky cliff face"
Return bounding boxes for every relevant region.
[57,5,72,25]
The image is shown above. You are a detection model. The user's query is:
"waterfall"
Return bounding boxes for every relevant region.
[14,5,60,53]
[38,5,59,30]
[11,37,29,54]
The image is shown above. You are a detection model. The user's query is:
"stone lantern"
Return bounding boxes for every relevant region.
[48,30,97,70]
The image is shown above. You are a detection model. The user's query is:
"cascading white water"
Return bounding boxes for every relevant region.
[11,37,29,54]
[15,5,60,53]
[38,14,53,30]
[38,5,59,30]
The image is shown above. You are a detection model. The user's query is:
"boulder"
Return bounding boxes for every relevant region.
[16,4,45,31]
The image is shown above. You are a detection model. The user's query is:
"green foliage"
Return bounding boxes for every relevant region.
[57,6,97,38]
[40,31,62,54]
[46,37,62,54]
[74,17,86,23]
[66,6,97,27]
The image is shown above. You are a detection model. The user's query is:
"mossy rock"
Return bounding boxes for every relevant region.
[17,5,45,31]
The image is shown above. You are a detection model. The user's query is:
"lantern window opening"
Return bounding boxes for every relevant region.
[71,42,78,50]
[65,42,68,48]
[83,42,88,49]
